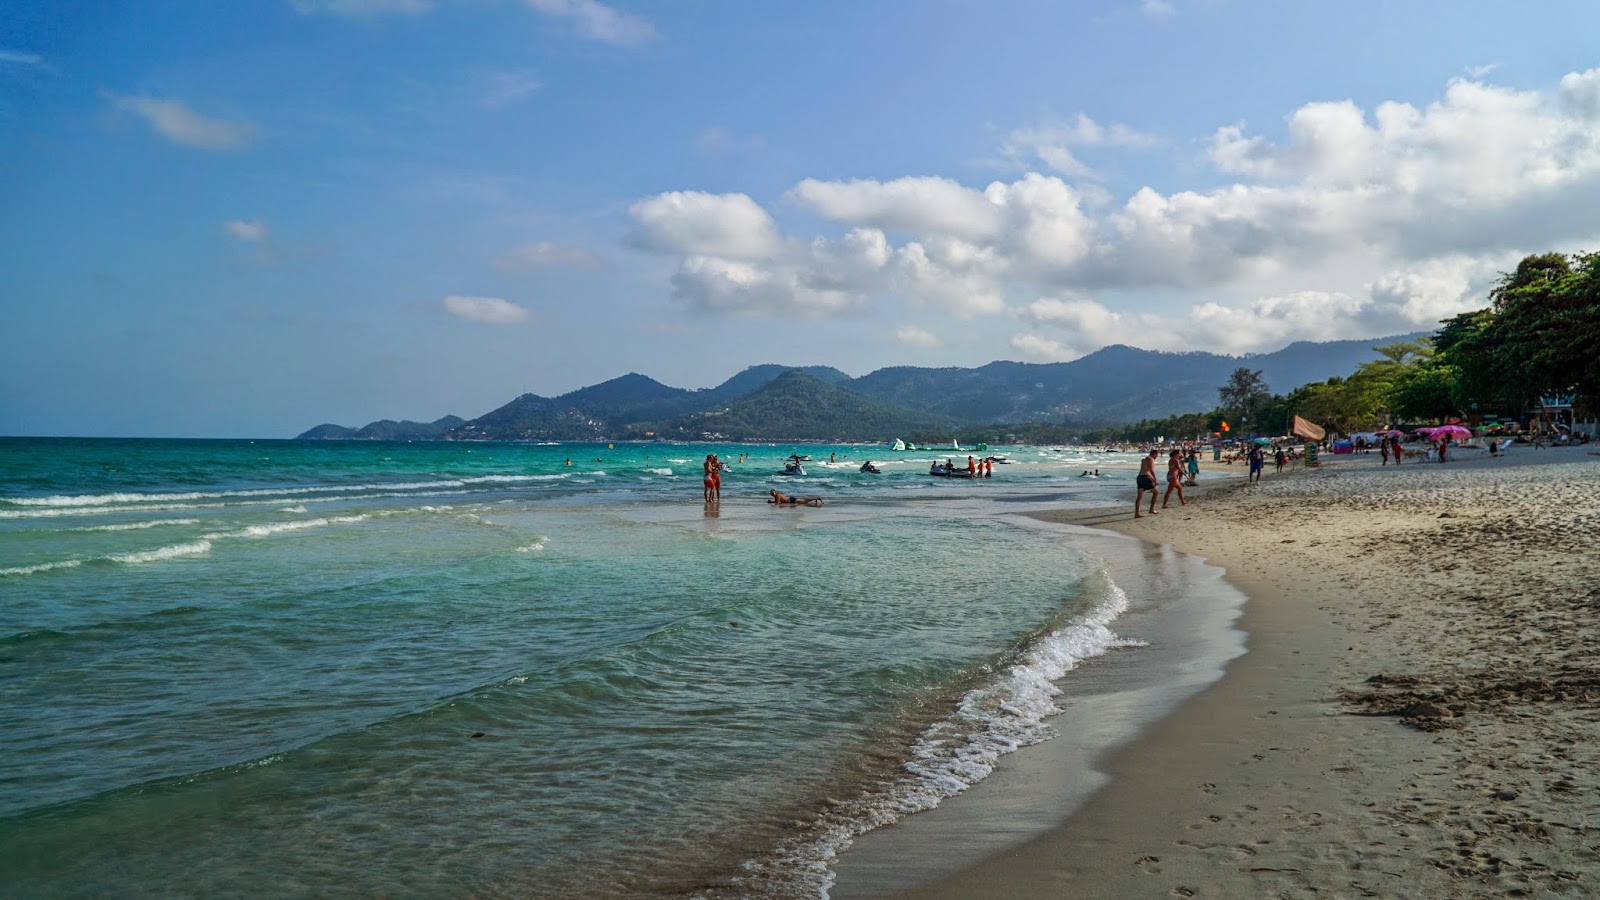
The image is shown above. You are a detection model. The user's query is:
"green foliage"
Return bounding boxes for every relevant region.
[1431,251,1600,417]
[1387,360,1461,422]
[1217,367,1271,424]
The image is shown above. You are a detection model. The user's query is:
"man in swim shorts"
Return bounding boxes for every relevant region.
[1135,449,1160,518]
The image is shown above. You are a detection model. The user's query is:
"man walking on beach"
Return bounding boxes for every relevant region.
[1136,450,1160,517]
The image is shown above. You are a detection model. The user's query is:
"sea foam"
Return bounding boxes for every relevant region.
[107,541,212,564]
[760,572,1139,898]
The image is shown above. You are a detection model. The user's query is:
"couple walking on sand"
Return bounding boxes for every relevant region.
[1135,448,1187,518]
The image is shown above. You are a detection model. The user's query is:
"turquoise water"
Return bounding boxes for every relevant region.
[0,438,1146,897]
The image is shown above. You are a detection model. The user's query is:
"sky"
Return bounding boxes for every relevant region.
[4,1,1600,437]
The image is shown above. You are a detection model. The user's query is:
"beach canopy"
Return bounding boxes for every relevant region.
[1291,415,1325,441]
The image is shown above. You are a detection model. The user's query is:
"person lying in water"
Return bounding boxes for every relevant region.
[768,489,823,507]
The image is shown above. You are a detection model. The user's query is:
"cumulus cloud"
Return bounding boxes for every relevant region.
[523,0,656,44]
[444,295,530,324]
[106,93,254,150]
[1562,68,1600,120]
[222,219,268,242]
[631,67,1600,347]
[492,241,597,272]
[894,325,942,348]
[1013,253,1508,358]
[630,191,781,260]
[1009,332,1077,362]
[790,176,1005,241]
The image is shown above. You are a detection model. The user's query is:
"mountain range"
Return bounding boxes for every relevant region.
[296,334,1424,442]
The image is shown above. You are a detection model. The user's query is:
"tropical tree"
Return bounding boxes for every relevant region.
[1217,367,1271,432]
[1439,251,1600,417]
[1387,360,1461,423]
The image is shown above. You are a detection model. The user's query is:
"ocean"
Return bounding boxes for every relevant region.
[0,438,1243,898]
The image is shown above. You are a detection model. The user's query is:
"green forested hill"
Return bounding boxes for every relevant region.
[631,370,951,441]
[296,334,1428,441]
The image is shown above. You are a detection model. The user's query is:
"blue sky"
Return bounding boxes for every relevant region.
[4,1,1600,437]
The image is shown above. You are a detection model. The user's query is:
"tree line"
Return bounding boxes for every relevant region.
[1079,250,1600,443]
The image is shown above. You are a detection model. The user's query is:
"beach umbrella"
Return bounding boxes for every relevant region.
[1375,429,1405,437]
[1433,425,1472,440]
[1251,437,1273,445]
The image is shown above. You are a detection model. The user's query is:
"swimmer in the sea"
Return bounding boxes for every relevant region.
[768,489,823,507]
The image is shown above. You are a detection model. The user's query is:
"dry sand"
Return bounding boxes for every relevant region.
[908,443,1600,898]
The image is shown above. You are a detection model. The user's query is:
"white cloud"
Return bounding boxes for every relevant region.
[630,191,781,260]
[1562,68,1600,120]
[895,239,1007,316]
[669,256,861,317]
[790,176,1005,241]
[1000,114,1161,177]
[1013,253,1506,358]
[443,295,530,325]
[894,325,942,348]
[222,219,268,242]
[632,68,1600,348]
[1009,332,1077,362]
[492,241,598,271]
[290,0,432,16]
[106,93,254,150]
[523,0,656,44]
[1141,0,1175,18]
[480,69,541,108]
[1465,62,1500,79]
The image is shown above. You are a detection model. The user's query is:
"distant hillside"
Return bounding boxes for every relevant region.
[704,364,852,402]
[630,370,952,441]
[296,415,463,440]
[847,334,1429,425]
[296,334,1431,440]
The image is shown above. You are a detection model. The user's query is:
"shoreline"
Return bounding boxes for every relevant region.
[836,444,1600,897]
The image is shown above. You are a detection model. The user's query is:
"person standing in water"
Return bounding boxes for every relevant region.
[703,454,720,502]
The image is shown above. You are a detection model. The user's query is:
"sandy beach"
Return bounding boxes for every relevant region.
[894,443,1600,898]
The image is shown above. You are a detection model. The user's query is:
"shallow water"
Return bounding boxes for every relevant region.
[1,438,1195,897]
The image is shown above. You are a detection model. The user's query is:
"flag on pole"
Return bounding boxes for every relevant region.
[1220,420,1230,432]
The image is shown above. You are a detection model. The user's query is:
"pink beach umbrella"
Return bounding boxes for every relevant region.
[1434,425,1472,440]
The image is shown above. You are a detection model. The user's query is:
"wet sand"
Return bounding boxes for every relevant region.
[847,442,1600,898]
